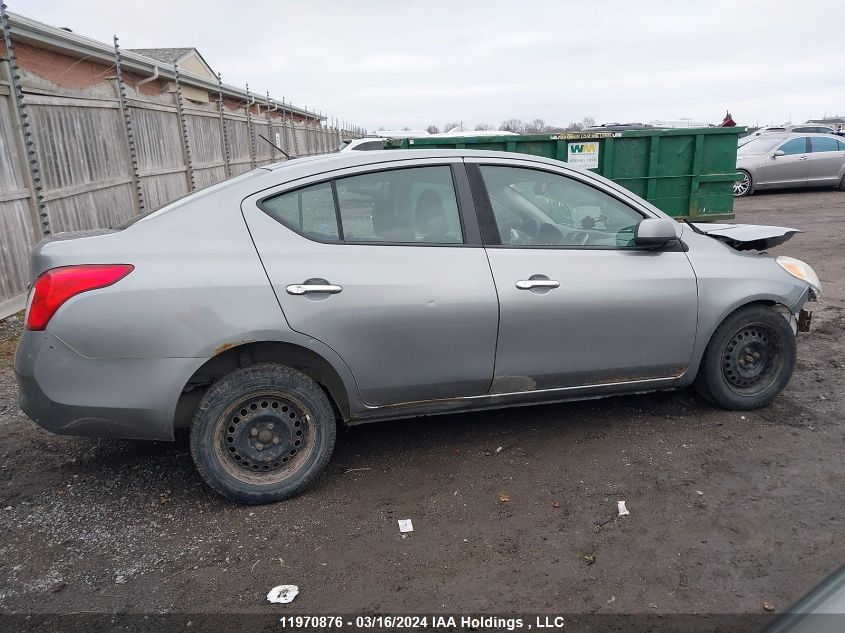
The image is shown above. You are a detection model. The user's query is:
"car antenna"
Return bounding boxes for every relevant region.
[258,133,292,159]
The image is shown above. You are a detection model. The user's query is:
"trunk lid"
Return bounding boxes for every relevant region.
[29,229,121,280]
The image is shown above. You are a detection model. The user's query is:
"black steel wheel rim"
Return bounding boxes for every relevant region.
[214,390,315,485]
[721,323,783,396]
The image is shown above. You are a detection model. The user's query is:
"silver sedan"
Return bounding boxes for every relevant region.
[15,150,821,503]
[734,133,845,196]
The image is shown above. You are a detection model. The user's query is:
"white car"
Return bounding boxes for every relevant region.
[740,124,837,146]
[339,137,387,152]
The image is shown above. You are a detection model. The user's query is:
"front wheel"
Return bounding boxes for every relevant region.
[190,363,336,504]
[694,305,796,410]
[733,170,752,197]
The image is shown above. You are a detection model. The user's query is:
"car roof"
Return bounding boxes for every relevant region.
[748,132,839,139]
[261,149,566,173]
[252,149,663,217]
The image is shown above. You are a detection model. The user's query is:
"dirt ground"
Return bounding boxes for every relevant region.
[0,189,843,624]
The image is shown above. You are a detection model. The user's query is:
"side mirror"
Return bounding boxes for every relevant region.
[773,150,785,157]
[634,218,678,248]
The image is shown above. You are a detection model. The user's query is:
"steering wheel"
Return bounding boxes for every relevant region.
[500,219,540,244]
[565,230,591,246]
[616,224,637,247]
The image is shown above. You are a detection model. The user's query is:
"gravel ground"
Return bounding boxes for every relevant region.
[0,189,843,622]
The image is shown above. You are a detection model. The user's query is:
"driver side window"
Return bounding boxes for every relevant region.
[479,166,644,248]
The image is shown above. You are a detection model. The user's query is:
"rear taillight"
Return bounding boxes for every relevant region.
[26,264,134,331]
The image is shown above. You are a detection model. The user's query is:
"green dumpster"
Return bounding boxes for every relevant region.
[384,127,744,221]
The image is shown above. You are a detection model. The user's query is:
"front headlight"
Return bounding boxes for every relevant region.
[776,256,822,295]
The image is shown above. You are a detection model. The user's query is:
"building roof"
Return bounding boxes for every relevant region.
[807,117,845,124]
[128,47,217,80]
[126,47,195,64]
[5,12,325,121]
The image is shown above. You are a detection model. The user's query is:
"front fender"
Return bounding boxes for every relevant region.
[680,232,809,385]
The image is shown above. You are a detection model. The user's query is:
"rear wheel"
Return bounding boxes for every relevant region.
[838,173,845,191]
[190,363,336,504]
[733,170,752,197]
[694,305,795,410]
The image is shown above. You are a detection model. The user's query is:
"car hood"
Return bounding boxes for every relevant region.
[690,223,800,251]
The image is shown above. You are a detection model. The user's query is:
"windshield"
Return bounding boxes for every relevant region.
[738,137,782,155]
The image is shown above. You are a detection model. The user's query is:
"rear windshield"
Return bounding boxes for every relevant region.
[738,137,782,155]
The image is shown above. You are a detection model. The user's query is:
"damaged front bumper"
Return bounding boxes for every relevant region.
[797,309,813,333]
[786,284,817,333]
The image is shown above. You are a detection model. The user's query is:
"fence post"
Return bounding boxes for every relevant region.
[308,118,314,155]
[245,83,256,169]
[333,116,339,150]
[290,109,300,157]
[301,108,308,155]
[112,35,144,215]
[216,72,232,178]
[264,91,274,162]
[279,98,289,158]
[173,63,195,192]
[1,2,49,236]
[316,111,322,154]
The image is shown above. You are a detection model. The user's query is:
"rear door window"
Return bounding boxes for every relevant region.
[335,166,463,244]
[810,137,839,152]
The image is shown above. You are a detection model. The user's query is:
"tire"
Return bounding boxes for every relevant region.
[190,363,336,504]
[733,170,752,197]
[694,305,796,410]
[838,173,845,191]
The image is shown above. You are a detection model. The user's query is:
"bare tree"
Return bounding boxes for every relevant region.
[443,121,462,133]
[581,116,596,128]
[499,118,525,134]
[426,124,440,134]
[474,123,494,131]
[525,118,550,133]
[566,121,584,131]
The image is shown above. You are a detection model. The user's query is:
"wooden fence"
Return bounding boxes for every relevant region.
[0,61,353,317]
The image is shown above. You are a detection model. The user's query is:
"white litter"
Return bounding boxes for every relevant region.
[495,446,503,454]
[617,500,630,517]
[267,585,299,604]
[398,519,414,533]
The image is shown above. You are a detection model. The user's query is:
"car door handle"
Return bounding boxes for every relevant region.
[516,279,560,290]
[799,156,809,160]
[286,284,343,295]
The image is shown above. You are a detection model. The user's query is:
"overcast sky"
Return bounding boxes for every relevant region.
[8,0,845,130]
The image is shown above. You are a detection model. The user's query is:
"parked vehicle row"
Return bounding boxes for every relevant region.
[741,124,842,141]
[15,150,820,503]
